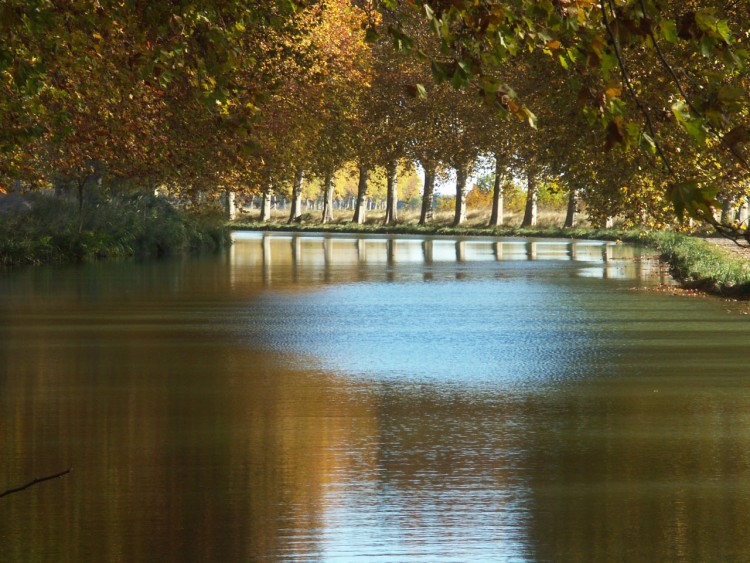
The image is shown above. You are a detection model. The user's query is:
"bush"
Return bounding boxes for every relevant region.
[0,191,229,268]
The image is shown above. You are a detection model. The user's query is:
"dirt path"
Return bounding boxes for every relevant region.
[705,237,750,261]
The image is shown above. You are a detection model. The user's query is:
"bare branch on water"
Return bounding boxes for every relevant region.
[0,469,72,499]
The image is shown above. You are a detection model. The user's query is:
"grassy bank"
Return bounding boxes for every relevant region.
[644,232,750,295]
[230,219,633,241]
[0,192,229,268]
[232,220,750,296]
[231,217,673,248]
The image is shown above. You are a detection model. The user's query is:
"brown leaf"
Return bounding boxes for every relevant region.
[605,118,624,150]
[577,86,592,108]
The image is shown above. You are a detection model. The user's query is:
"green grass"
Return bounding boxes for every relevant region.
[230,219,640,241]
[0,192,229,268]
[643,231,750,295]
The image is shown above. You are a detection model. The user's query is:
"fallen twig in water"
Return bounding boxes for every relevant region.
[0,469,72,499]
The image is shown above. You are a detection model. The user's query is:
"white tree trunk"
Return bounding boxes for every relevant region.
[353,165,368,224]
[259,188,272,222]
[521,169,538,227]
[452,165,468,227]
[288,167,304,223]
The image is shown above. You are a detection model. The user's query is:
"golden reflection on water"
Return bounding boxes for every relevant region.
[2,233,750,561]
[1,328,378,561]
[229,232,674,288]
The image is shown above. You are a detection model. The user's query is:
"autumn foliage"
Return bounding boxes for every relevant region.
[1,1,749,237]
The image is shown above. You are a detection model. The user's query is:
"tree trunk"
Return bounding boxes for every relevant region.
[321,169,335,224]
[720,199,734,223]
[740,198,749,226]
[452,165,468,227]
[77,177,86,214]
[288,167,304,223]
[521,168,538,227]
[564,188,577,228]
[259,187,272,222]
[489,154,504,227]
[224,188,237,220]
[353,164,368,224]
[419,164,435,225]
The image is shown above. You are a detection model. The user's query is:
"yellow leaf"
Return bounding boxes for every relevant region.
[604,83,622,98]
[604,86,622,98]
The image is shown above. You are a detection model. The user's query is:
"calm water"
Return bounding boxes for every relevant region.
[2,232,750,562]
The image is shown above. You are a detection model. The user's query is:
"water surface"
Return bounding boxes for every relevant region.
[2,232,750,561]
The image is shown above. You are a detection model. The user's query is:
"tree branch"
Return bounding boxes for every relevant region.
[600,0,673,174]
[637,0,749,171]
[0,469,72,499]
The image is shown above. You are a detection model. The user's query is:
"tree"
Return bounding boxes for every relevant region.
[380,0,750,238]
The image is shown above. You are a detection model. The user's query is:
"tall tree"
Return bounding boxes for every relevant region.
[381,0,750,237]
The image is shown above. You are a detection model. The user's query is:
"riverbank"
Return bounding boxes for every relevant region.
[646,232,750,296]
[232,220,750,297]
[0,192,229,268]
[229,220,631,241]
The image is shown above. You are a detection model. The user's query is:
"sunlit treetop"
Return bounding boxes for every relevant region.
[376,0,750,237]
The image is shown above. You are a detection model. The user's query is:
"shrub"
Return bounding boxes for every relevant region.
[0,191,229,268]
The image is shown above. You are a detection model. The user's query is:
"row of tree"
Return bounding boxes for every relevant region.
[2,1,749,235]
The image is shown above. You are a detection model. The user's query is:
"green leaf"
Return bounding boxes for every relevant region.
[659,20,678,43]
[699,35,715,57]
[672,101,706,145]
[716,19,732,43]
[600,52,617,80]
[388,26,414,52]
[668,180,719,221]
[684,119,707,145]
[480,78,502,93]
[430,60,448,83]
[451,65,469,89]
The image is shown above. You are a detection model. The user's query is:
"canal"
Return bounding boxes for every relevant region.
[2,232,749,561]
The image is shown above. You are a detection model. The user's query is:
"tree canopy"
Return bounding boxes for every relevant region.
[379,0,750,235]
[2,1,749,237]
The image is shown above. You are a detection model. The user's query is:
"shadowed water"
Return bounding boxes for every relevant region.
[2,232,750,561]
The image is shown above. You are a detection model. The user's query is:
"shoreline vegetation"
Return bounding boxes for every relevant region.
[0,192,229,268]
[2,194,749,298]
[231,219,750,297]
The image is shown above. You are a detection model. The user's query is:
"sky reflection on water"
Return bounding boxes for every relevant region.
[3,232,750,561]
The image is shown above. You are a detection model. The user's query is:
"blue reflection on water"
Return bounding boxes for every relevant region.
[240,279,606,391]
[225,232,675,561]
